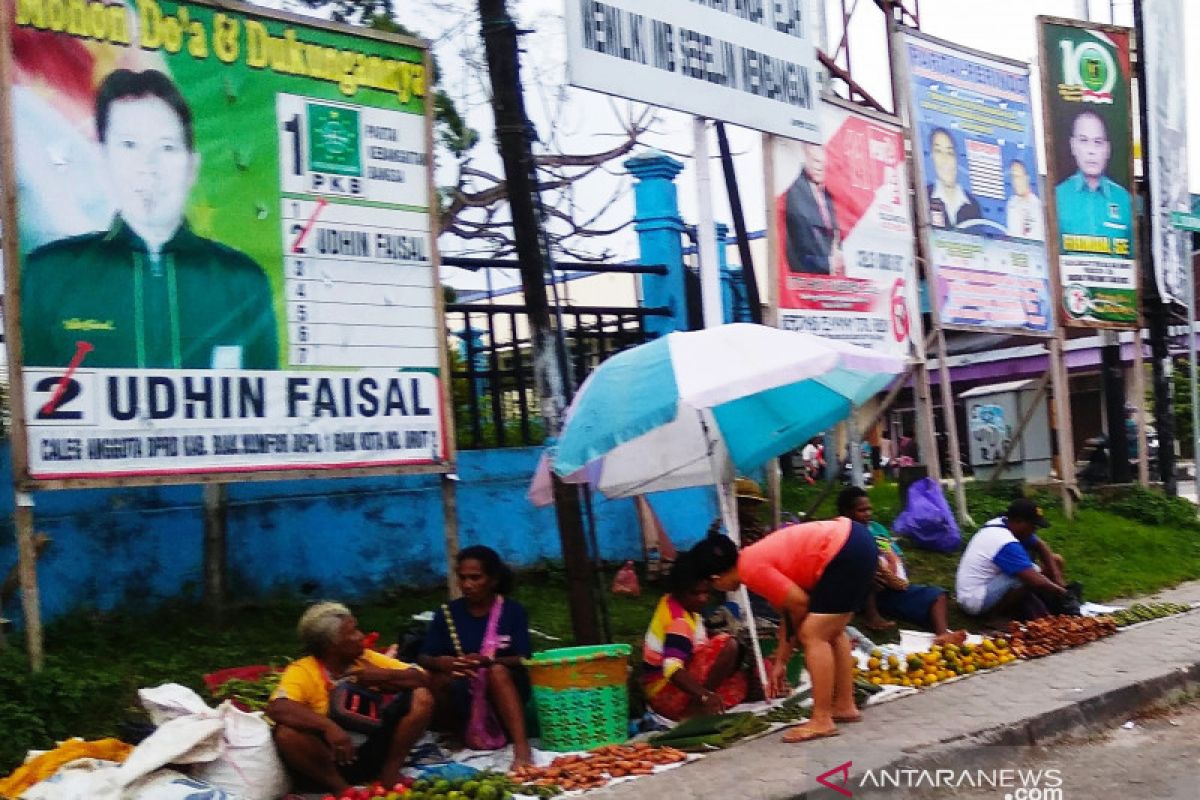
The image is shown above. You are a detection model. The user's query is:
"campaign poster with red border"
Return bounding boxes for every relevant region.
[774,99,915,358]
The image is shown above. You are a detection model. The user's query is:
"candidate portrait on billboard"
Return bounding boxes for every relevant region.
[20,69,279,371]
[1053,109,1132,246]
[925,127,983,231]
[781,140,842,275]
[1005,159,1045,241]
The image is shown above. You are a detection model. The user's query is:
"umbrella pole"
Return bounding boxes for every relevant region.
[714,473,772,699]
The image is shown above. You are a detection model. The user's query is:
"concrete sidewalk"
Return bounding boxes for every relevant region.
[593,582,1200,800]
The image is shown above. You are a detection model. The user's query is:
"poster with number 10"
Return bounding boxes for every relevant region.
[6,0,450,485]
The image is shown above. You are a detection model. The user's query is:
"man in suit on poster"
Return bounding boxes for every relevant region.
[782,141,842,275]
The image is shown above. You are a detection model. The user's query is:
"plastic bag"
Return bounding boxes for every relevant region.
[136,684,288,800]
[892,478,961,553]
[611,561,640,596]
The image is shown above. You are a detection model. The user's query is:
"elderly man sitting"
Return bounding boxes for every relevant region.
[268,602,432,794]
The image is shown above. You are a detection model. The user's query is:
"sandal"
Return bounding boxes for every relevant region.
[782,724,841,743]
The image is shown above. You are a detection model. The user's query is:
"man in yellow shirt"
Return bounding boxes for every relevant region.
[268,602,432,793]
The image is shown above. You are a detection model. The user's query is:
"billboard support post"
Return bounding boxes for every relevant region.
[0,0,41,670]
[1190,266,1199,498]
[13,498,42,671]
[441,475,461,599]
[883,17,944,484]
[1050,335,1078,515]
[762,133,784,530]
[202,484,228,622]
[1131,332,1151,486]
[694,118,723,328]
[932,328,971,525]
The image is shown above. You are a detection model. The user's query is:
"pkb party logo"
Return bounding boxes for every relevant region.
[1057,36,1117,105]
[307,104,363,176]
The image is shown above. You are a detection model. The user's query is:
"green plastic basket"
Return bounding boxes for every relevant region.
[526,644,631,751]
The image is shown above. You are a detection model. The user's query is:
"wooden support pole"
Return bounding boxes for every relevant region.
[1049,335,1078,517]
[202,483,228,622]
[932,329,972,527]
[14,495,42,671]
[1131,331,1151,486]
[1,532,49,608]
[441,475,461,599]
[762,133,784,528]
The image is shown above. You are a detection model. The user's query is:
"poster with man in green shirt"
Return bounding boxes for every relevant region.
[22,68,278,371]
[1038,18,1138,328]
[7,0,448,483]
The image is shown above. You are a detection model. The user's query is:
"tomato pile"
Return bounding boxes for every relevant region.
[326,777,414,800]
[1007,615,1117,658]
[509,743,687,792]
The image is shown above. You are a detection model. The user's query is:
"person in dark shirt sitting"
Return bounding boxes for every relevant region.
[418,546,533,768]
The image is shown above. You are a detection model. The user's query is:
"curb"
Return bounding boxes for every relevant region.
[836,659,1200,799]
[982,661,1200,747]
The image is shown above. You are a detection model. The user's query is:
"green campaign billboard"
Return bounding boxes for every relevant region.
[6,0,449,484]
[1038,17,1138,328]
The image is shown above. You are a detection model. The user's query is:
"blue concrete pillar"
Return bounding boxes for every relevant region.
[457,325,488,398]
[716,223,737,324]
[625,151,687,337]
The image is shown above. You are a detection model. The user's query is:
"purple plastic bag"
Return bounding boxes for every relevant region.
[892,477,961,552]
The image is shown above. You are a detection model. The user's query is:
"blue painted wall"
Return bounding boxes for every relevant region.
[0,446,718,624]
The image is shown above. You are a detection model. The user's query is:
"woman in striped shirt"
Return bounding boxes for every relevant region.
[641,552,748,720]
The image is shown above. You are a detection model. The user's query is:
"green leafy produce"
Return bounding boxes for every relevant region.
[761,689,812,724]
[649,712,767,750]
[210,670,282,711]
[1108,602,1192,627]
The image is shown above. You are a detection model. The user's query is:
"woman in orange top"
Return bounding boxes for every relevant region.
[691,512,877,743]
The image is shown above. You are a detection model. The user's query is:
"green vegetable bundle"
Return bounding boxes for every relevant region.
[1108,603,1191,627]
[649,712,769,750]
[761,688,812,724]
[211,671,282,712]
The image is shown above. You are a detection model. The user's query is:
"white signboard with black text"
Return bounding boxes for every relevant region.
[564,0,820,141]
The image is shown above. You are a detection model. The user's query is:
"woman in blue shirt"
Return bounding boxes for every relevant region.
[418,546,533,767]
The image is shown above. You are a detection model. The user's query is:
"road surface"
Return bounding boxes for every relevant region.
[902,698,1200,800]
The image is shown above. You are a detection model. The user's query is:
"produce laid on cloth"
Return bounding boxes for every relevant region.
[761,690,813,725]
[648,713,770,751]
[854,638,1016,687]
[1007,615,1117,658]
[1107,602,1192,627]
[509,743,688,792]
[329,773,524,800]
[853,677,884,705]
[328,777,416,800]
